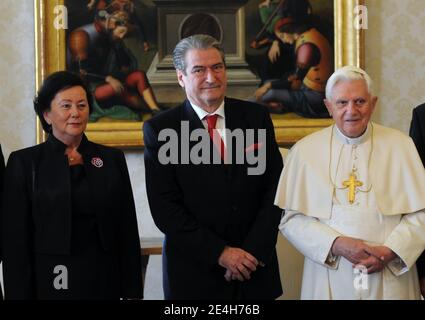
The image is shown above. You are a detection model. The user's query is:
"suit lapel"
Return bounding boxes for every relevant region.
[224,98,248,177]
[182,99,204,132]
[224,98,247,132]
[182,100,229,178]
[36,136,72,253]
[39,149,71,248]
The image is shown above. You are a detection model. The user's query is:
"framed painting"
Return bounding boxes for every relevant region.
[34,0,364,147]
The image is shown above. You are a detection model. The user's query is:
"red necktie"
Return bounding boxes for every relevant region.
[205,114,226,162]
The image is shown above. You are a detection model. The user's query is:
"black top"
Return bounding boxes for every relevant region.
[30,164,121,299]
[1,134,142,299]
[70,164,98,252]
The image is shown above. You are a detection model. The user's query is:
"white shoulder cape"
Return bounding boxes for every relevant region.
[274,123,425,218]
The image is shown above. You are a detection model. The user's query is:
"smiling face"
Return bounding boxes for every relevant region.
[324,79,377,138]
[43,86,90,145]
[176,48,227,112]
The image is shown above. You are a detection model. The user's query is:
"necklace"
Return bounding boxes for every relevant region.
[66,149,80,165]
[67,155,76,165]
[328,124,373,204]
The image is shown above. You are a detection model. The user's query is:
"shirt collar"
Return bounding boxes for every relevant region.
[189,100,225,121]
[47,133,89,154]
[334,122,371,145]
[47,133,67,153]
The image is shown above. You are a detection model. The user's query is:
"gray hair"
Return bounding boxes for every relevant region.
[325,66,373,100]
[172,34,225,74]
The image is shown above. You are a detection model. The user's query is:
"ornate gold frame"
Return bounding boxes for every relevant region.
[34,0,364,147]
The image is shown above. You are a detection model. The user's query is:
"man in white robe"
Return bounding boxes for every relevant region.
[275,66,425,300]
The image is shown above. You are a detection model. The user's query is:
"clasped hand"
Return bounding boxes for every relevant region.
[218,246,258,282]
[332,237,397,274]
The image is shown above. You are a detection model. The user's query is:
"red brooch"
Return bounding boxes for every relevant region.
[91,157,103,168]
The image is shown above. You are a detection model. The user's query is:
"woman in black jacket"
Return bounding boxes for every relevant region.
[1,71,142,300]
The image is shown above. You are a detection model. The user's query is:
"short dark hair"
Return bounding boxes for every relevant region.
[276,20,311,35]
[34,71,93,133]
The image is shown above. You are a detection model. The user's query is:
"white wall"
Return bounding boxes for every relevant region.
[366,0,425,133]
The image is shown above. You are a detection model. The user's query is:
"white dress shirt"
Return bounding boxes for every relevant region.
[189,100,227,147]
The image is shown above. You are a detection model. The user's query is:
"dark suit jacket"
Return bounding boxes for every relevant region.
[0,134,142,299]
[0,145,4,300]
[144,97,283,299]
[409,104,425,280]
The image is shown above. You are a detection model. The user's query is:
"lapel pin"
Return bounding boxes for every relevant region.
[91,157,103,168]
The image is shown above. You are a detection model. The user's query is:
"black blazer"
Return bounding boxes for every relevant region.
[409,104,425,280]
[0,134,142,299]
[144,98,283,299]
[0,145,4,300]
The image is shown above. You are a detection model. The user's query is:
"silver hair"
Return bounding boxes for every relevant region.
[172,34,225,74]
[325,66,373,100]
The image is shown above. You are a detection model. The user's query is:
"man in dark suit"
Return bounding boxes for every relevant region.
[144,34,283,299]
[409,104,425,297]
[0,145,4,300]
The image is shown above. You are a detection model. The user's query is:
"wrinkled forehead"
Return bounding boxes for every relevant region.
[184,48,224,67]
[331,79,370,98]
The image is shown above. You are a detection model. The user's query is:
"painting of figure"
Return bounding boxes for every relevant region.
[65,0,333,121]
[66,0,162,122]
[246,0,334,118]
[35,0,359,146]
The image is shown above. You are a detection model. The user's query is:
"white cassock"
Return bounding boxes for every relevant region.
[275,122,425,300]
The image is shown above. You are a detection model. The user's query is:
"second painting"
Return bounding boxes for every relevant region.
[65,0,334,121]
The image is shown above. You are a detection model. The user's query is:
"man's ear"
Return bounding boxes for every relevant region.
[370,96,378,113]
[176,70,185,88]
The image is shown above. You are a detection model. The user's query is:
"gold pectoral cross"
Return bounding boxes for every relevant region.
[342,171,363,204]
